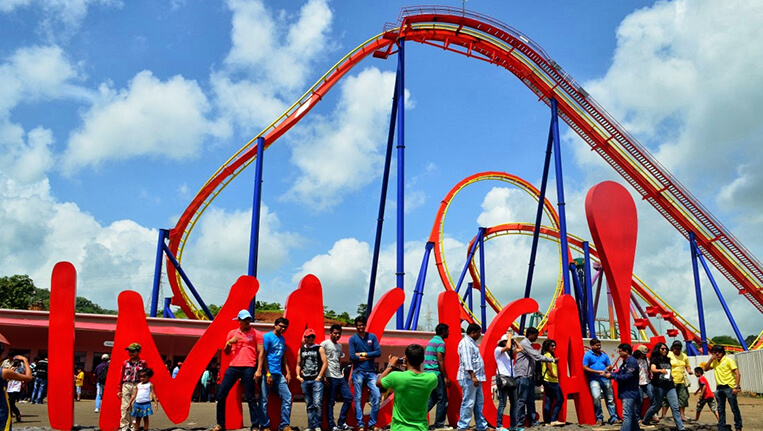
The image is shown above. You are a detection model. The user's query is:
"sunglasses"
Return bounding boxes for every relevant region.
[659,347,668,350]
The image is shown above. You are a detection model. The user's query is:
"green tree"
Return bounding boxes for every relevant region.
[75,296,117,314]
[356,303,367,319]
[0,275,37,309]
[255,301,282,311]
[744,334,758,347]
[711,335,741,347]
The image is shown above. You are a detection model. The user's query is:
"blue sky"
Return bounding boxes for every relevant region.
[2,0,763,339]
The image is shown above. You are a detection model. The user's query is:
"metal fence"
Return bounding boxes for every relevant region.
[736,349,763,394]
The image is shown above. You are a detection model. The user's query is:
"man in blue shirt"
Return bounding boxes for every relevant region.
[262,317,293,431]
[349,316,381,431]
[583,338,619,425]
[604,344,640,431]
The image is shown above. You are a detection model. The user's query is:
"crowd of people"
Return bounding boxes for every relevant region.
[0,317,748,431]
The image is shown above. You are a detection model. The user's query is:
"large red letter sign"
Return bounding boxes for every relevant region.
[48,262,77,431]
[546,294,596,424]
[480,298,539,427]
[586,181,638,344]
[99,276,258,430]
[437,291,465,427]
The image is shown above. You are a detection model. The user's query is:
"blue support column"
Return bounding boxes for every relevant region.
[161,242,213,320]
[405,241,433,330]
[478,227,487,333]
[466,282,474,313]
[520,120,555,334]
[550,98,571,295]
[366,71,400,318]
[569,263,587,332]
[583,242,596,338]
[689,232,709,354]
[162,297,176,318]
[693,240,748,351]
[248,136,265,318]
[455,233,482,295]
[395,38,406,329]
[150,228,168,318]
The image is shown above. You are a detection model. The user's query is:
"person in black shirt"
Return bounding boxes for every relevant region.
[642,343,685,430]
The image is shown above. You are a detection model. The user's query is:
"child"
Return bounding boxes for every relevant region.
[74,366,84,401]
[694,367,719,421]
[129,368,158,431]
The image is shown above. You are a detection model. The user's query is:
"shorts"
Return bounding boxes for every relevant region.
[131,401,153,418]
[76,386,82,395]
[696,396,717,413]
[662,383,689,408]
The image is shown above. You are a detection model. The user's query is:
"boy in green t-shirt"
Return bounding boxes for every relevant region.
[378,344,438,431]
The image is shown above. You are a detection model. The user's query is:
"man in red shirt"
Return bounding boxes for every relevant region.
[212,309,265,431]
[117,342,146,431]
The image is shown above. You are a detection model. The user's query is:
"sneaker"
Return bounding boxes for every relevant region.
[94,409,99,413]
[339,426,352,431]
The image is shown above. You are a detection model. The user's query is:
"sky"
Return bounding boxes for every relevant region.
[2,0,763,340]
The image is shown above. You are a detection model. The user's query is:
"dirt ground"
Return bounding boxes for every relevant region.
[12,392,763,430]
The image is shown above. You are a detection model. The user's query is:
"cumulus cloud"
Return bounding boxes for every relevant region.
[286,67,412,210]
[62,71,230,173]
[0,0,122,41]
[0,174,157,309]
[211,0,333,135]
[180,204,303,300]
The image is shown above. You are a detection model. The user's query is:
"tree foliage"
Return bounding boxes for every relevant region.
[711,335,742,347]
[0,275,36,309]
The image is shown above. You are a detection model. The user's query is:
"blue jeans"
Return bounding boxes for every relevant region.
[638,383,653,420]
[201,383,210,402]
[95,383,104,410]
[261,373,292,430]
[457,379,488,431]
[621,398,641,431]
[32,379,47,404]
[542,381,563,423]
[644,386,684,430]
[589,379,618,422]
[516,376,537,426]
[716,386,742,431]
[216,366,261,428]
[352,370,380,427]
[496,384,518,428]
[301,379,323,429]
[325,376,353,429]
[426,372,448,427]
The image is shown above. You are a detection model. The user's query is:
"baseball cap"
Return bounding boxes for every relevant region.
[125,342,142,351]
[234,309,252,321]
[498,334,509,344]
[636,345,648,354]
[101,354,110,360]
[303,328,316,337]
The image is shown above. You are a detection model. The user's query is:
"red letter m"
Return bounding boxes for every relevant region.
[98,276,258,430]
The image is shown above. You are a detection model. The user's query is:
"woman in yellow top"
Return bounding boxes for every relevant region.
[541,339,564,426]
[661,340,693,421]
[74,366,85,401]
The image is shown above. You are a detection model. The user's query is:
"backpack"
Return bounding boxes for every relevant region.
[97,362,109,384]
[534,360,545,387]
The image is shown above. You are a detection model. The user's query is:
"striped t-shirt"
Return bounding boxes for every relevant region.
[424,335,445,374]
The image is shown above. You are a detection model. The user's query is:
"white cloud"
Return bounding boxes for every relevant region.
[0,45,89,183]
[62,71,230,173]
[0,0,122,41]
[0,174,156,310]
[286,67,412,210]
[212,0,333,135]
[180,204,303,300]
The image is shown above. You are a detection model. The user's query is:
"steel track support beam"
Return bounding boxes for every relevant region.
[478,227,487,333]
[406,241,434,330]
[689,232,709,354]
[395,39,406,329]
[248,136,265,318]
[150,228,168,318]
[366,55,401,318]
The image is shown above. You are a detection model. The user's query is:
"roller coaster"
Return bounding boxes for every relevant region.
[153,6,763,350]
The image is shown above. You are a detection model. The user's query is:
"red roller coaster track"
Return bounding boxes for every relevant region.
[166,7,763,340]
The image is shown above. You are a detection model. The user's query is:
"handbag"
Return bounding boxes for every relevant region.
[496,371,516,390]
